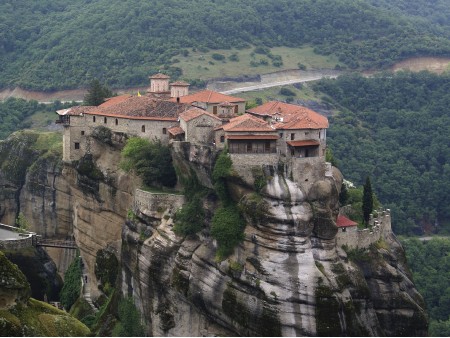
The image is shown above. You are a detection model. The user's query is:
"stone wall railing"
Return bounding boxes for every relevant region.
[134,189,185,218]
[0,223,35,250]
[336,209,392,250]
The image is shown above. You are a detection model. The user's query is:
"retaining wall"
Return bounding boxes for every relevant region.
[0,223,34,250]
[335,209,392,249]
[134,189,185,219]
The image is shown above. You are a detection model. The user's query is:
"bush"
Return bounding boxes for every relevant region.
[112,297,145,336]
[211,53,225,61]
[279,87,296,96]
[120,137,177,188]
[228,53,239,62]
[173,196,204,236]
[211,206,245,259]
[91,126,113,145]
[94,249,118,288]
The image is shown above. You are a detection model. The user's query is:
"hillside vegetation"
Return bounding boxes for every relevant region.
[1,0,450,91]
[313,71,450,235]
[402,238,450,336]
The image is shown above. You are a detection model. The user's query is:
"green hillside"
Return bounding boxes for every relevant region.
[1,0,450,91]
[313,71,450,235]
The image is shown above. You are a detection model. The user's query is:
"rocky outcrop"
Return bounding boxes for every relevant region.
[119,144,427,336]
[0,131,427,336]
[4,247,63,302]
[0,251,90,336]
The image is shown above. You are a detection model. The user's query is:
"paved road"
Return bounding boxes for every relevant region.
[220,74,340,95]
[0,228,21,240]
[417,236,449,242]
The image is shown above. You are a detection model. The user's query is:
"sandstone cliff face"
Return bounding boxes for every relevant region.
[119,144,428,336]
[0,132,427,336]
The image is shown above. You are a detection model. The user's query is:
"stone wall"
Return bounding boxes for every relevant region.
[230,153,279,185]
[64,114,178,161]
[134,189,185,218]
[184,115,221,145]
[0,223,34,250]
[335,209,392,249]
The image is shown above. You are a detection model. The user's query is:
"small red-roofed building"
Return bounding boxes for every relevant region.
[179,107,222,144]
[247,101,328,158]
[336,214,358,233]
[215,114,278,153]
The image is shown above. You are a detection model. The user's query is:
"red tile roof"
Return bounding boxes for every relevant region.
[248,101,328,129]
[226,135,279,140]
[100,95,132,108]
[168,126,185,136]
[336,215,358,227]
[179,107,221,122]
[86,96,190,120]
[169,90,245,104]
[220,114,275,132]
[56,106,95,116]
[286,140,320,147]
[150,73,170,79]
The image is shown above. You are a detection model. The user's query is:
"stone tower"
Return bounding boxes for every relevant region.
[170,81,190,101]
[149,73,170,93]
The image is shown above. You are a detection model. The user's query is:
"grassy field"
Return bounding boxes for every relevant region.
[240,82,324,105]
[172,46,341,80]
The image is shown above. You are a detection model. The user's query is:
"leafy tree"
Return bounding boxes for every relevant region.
[15,212,30,233]
[279,87,296,96]
[173,196,204,236]
[60,255,82,310]
[112,297,145,336]
[120,137,177,188]
[339,182,348,206]
[83,79,113,106]
[362,176,373,225]
[402,238,450,336]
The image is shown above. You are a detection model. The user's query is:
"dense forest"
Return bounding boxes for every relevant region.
[313,71,450,235]
[1,0,450,91]
[0,98,72,139]
[402,238,450,336]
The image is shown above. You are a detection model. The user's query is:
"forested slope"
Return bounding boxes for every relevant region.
[402,238,450,336]
[1,0,450,91]
[313,71,450,235]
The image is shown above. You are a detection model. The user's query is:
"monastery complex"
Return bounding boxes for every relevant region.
[56,73,328,163]
[56,73,391,247]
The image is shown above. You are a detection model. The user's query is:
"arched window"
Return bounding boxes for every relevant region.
[93,116,96,122]
[142,125,145,133]
[162,128,167,135]
[115,119,118,126]
[220,135,225,143]
[104,117,107,124]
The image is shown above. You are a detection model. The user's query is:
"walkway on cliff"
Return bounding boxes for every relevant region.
[81,262,98,312]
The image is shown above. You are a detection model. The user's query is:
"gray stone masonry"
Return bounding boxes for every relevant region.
[336,209,392,249]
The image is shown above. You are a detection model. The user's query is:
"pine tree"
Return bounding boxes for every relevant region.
[83,79,113,106]
[362,176,373,226]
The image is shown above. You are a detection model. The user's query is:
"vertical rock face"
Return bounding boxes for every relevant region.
[120,144,427,337]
